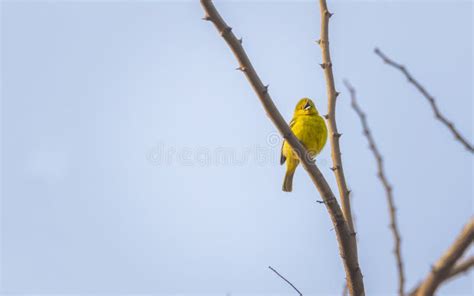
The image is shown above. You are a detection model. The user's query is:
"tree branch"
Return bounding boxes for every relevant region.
[410,256,474,296]
[413,218,474,296]
[317,0,357,238]
[268,266,303,296]
[445,255,474,281]
[374,48,474,153]
[317,4,362,293]
[200,1,364,295]
[344,80,405,296]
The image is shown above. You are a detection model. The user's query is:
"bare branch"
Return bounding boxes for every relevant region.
[344,80,405,296]
[317,4,362,294]
[413,218,474,296]
[317,0,357,238]
[268,266,303,296]
[200,1,364,295]
[445,255,474,281]
[410,256,474,296]
[374,48,474,153]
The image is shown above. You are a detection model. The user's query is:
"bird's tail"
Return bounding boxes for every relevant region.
[282,168,295,192]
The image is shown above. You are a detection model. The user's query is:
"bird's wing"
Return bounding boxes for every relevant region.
[280,118,296,165]
[280,142,286,165]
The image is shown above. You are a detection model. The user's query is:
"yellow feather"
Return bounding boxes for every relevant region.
[281,98,328,192]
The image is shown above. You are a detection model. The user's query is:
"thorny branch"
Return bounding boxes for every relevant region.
[412,218,474,296]
[317,0,357,240]
[374,48,474,153]
[200,1,364,295]
[317,3,363,294]
[344,80,405,296]
[268,266,303,296]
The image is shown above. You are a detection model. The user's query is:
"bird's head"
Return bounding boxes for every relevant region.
[294,98,319,116]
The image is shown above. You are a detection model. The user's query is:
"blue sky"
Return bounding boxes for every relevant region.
[1,0,472,295]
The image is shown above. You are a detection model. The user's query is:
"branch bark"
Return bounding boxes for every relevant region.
[413,218,474,296]
[374,48,474,153]
[344,80,405,296]
[410,256,474,295]
[200,1,365,295]
[445,256,474,281]
[317,0,357,238]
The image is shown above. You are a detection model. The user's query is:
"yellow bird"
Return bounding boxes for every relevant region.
[281,98,328,192]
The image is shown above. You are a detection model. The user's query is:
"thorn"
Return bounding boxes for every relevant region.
[202,15,211,21]
[316,200,325,204]
[335,91,340,97]
[323,114,329,120]
[221,26,232,36]
[333,132,342,138]
[235,66,246,72]
[238,37,243,44]
[262,84,269,94]
[324,10,333,18]
[347,190,351,196]
[319,62,332,69]
[282,131,292,140]
[315,39,321,44]
[330,165,339,171]
[320,62,332,69]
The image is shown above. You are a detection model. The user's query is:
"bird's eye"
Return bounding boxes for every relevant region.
[303,102,311,110]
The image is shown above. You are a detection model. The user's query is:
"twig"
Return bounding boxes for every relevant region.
[412,218,474,296]
[344,80,405,296]
[410,256,474,296]
[445,255,474,281]
[268,266,303,296]
[200,1,364,295]
[374,48,474,153]
[317,0,356,239]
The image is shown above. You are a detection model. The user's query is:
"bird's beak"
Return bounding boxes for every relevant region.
[304,101,311,110]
